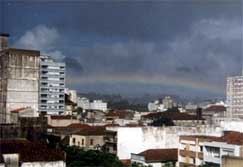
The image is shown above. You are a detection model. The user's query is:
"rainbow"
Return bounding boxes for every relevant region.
[67,73,224,95]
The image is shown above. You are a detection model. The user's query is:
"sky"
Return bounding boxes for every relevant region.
[1,0,242,98]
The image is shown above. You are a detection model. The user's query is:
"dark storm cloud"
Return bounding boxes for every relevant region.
[8,0,243,97]
[65,1,240,40]
[64,57,84,75]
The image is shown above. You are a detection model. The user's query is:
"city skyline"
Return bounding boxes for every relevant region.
[1,0,242,98]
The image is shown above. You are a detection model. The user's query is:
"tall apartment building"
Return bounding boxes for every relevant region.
[0,33,40,123]
[39,56,65,115]
[226,76,243,118]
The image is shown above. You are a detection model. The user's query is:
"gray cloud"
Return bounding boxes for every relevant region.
[11,1,242,97]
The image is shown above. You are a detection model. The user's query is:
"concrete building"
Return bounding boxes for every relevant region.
[39,56,65,115]
[106,126,222,160]
[77,97,107,112]
[104,130,117,154]
[226,75,243,118]
[0,34,40,123]
[69,126,106,150]
[203,131,243,167]
[178,135,220,167]
[47,115,79,127]
[222,156,243,167]
[148,100,159,112]
[163,96,175,109]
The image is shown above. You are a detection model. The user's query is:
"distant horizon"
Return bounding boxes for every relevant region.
[1,0,242,98]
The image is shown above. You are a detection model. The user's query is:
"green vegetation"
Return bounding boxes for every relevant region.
[64,146,125,167]
[64,146,159,167]
[149,117,175,126]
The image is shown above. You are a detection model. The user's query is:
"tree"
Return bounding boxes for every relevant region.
[149,117,174,126]
[64,146,125,167]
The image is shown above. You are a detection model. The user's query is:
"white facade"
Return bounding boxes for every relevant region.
[226,76,243,118]
[39,56,65,115]
[77,97,107,112]
[21,161,66,167]
[107,126,222,160]
[203,141,241,167]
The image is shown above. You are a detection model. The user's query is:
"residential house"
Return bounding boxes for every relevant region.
[69,126,106,150]
[178,135,220,167]
[131,149,178,167]
[203,131,243,167]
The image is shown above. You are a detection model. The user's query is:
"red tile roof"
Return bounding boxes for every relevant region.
[50,115,77,120]
[180,131,243,146]
[142,112,204,121]
[222,131,243,145]
[73,126,106,136]
[136,149,178,163]
[66,123,91,129]
[120,159,131,165]
[205,105,226,112]
[10,107,29,113]
[0,139,65,162]
[106,110,134,119]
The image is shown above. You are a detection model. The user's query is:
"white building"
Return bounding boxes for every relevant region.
[39,56,65,115]
[106,126,222,160]
[203,131,243,167]
[226,75,243,118]
[148,101,159,112]
[77,97,107,112]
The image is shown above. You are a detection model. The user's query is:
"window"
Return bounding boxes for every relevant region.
[78,141,80,146]
[72,138,76,144]
[82,139,84,145]
[90,139,94,145]
[200,146,203,152]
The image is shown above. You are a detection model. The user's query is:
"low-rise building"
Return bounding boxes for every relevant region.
[104,130,117,154]
[222,156,243,167]
[0,139,66,167]
[203,131,243,167]
[178,135,220,167]
[47,115,80,127]
[131,148,178,167]
[105,110,135,124]
[77,97,107,112]
[69,126,106,150]
[178,131,243,167]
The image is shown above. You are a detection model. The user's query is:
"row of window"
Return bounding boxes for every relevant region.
[72,138,94,146]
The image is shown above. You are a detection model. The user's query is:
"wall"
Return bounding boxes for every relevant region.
[69,134,104,150]
[220,120,243,132]
[0,49,40,123]
[108,126,222,160]
[222,156,243,167]
[21,161,66,167]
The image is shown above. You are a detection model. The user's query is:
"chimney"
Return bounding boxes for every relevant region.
[0,33,9,51]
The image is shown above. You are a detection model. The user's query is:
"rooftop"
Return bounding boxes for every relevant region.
[73,126,106,136]
[50,115,77,120]
[0,139,65,162]
[142,112,204,121]
[134,148,178,163]
[180,131,243,146]
[204,105,226,112]
[106,110,134,119]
